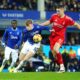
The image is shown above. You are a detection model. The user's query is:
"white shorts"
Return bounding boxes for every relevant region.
[21,41,41,54]
[4,46,19,62]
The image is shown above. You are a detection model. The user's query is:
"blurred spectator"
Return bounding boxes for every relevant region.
[0,50,4,66]
[67,47,79,72]
[67,1,74,11]
[70,37,75,45]
[69,47,76,59]
[68,58,79,72]
[62,47,69,71]
[49,50,54,71]
[0,0,37,10]
[31,0,37,10]
[67,32,80,45]
[45,0,80,11]
[45,0,55,11]
[62,47,68,54]
[75,33,80,44]
[74,58,79,71]
[8,4,12,10]
[11,2,18,10]
[0,0,79,11]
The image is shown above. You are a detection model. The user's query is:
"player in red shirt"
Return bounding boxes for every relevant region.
[41,4,80,73]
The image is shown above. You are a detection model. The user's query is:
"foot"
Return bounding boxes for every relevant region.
[8,67,15,72]
[13,68,21,73]
[13,69,18,73]
[0,66,4,72]
[57,69,65,73]
[57,64,65,73]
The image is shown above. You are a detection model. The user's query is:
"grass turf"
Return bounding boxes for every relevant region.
[0,72,80,80]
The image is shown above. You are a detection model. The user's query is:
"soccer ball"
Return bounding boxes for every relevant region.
[33,34,42,43]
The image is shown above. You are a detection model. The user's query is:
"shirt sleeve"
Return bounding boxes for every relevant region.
[2,29,8,43]
[16,31,22,47]
[49,14,54,24]
[38,25,50,31]
[23,29,27,42]
[67,17,75,26]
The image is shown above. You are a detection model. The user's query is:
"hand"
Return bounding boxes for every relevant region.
[49,29,55,32]
[1,42,5,47]
[14,45,18,49]
[22,42,25,47]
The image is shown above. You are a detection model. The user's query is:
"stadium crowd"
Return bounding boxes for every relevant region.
[45,0,80,11]
[67,33,80,45]
[0,0,80,11]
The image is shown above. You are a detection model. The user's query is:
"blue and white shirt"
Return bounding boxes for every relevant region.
[23,24,49,44]
[2,27,22,49]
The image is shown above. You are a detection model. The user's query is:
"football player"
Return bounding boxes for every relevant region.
[0,20,22,72]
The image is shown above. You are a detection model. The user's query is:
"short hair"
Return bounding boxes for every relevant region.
[26,19,33,26]
[11,20,17,23]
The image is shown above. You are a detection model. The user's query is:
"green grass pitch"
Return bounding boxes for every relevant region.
[0,72,80,80]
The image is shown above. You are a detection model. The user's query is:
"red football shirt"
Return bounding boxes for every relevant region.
[50,13,75,39]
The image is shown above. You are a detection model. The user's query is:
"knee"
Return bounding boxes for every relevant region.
[19,53,24,61]
[19,57,22,61]
[5,58,9,61]
[51,48,59,57]
[52,49,58,54]
[12,58,17,63]
[53,46,59,53]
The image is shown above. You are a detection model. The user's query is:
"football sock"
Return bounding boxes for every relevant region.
[1,59,7,67]
[15,61,24,70]
[9,61,15,68]
[56,52,63,64]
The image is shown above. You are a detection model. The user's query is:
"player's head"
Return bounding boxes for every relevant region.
[25,19,33,30]
[56,4,65,16]
[11,20,17,29]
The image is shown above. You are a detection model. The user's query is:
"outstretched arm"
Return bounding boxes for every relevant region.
[40,20,50,26]
[74,22,80,29]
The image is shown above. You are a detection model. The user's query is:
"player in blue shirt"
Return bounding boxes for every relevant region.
[14,19,49,72]
[0,20,22,72]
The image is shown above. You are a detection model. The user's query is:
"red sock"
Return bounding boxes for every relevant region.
[56,52,63,64]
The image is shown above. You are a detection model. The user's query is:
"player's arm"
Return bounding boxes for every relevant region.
[22,31,26,46]
[15,32,22,48]
[40,14,54,26]
[22,29,28,43]
[21,31,28,47]
[2,29,8,42]
[1,29,8,47]
[40,20,50,26]
[73,22,80,29]
[39,25,50,31]
[67,17,80,29]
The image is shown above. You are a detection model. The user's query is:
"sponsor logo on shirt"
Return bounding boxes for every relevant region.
[31,31,39,35]
[11,35,18,39]
[53,22,64,28]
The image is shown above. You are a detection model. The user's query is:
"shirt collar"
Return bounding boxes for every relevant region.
[11,27,18,31]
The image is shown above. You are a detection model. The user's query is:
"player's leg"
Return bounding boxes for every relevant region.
[0,47,11,72]
[50,38,65,72]
[53,42,65,72]
[14,42,30,71]
[14,51,35,72]
[8,49,18,72]
[14,42,40,72]
[19,52,26,61]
